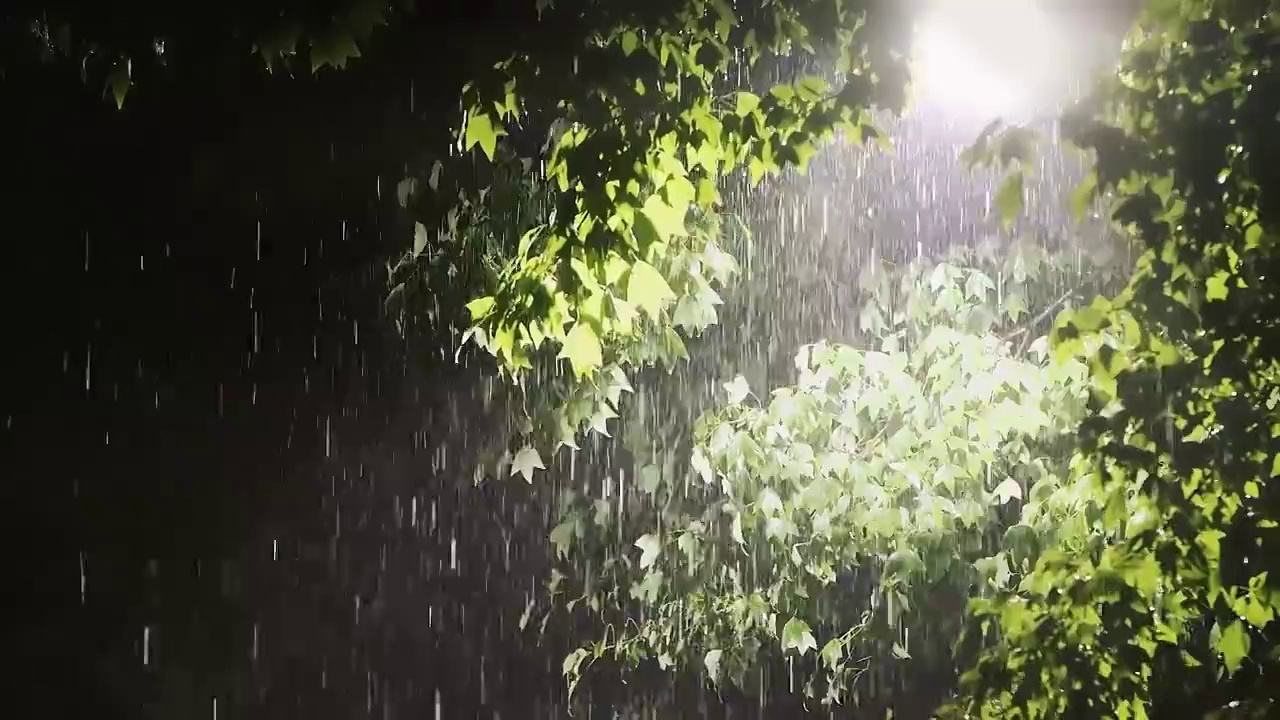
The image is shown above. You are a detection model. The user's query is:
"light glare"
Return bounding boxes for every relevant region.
[912,0,1066,121]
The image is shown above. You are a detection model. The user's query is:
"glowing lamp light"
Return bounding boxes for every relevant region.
[911,0,1066,121]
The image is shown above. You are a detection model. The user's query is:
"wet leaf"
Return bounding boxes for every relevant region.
[734,91,761,115]
[511,446,545,483]
[559,322,603,377]
[820,637,844,668]
[626,261,675,319]
[995,170,1024,229]
[107,58,131,109]
[1206,271,1230,301]
[464,111,503,161]
[703,649,723,681]
[993,478,1023,504]
[635,533,661,570]
[413,222,429,257]
[723,375,750,404]
[466,296,496,321]
[550,521,575,559]
[781,617,817,656]
[1216,619,1250,674]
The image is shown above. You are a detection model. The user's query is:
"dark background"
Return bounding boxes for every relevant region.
[3,5,572,717]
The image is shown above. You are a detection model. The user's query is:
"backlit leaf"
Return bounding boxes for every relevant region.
[559,322,603,377]
[511,446,545,483]
[781,617,817,656]
[464,111,504,161]
[627,261,676,318]
[635,533,661,570]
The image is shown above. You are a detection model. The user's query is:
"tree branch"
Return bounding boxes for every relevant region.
[1001,287,1079,356]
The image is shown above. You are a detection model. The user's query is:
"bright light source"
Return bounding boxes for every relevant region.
[911,0,1066,121]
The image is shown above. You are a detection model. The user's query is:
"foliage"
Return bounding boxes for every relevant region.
[386,158,552,338]
[549,249,1130,706]
[948,1,1280,717]
[454,0,912,461]
[4,0,406,107]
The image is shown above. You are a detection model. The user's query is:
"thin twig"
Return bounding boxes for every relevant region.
[1001,287,1079,357]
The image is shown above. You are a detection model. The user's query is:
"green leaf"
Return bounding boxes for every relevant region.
[1216,619,1250,674]
[820,637,844,668]
[464,111,504,161]
[641,193,689,243]
[1003,523,1041,566]
[107,58,131,109]
[703,649,723,681]
[676,531,697,560]
[413,222,429,257]
[1245,222,1263,248]
[797,75,829,101]
[627,261,676,318]
[964,271,994,300]
[723,375,750,404]
[466,296,497,321]
[635,533,661,570]
[559,322,603,378]
[639,464,662,494]
[511,446,545,483]
[1004,291,1027,322]
[397,177,418,207]
[995,170,1024,229]
[621,30,639,55]
[550,520,575,559]
[1070,172,1098,219]
[604,366,633,405]
[1206,271,1230,301]
[993,478,1023,504]
[885,549,925,580]
[781,617,817,656]
[310,30,362,71]
[691,448,714,485]
[562,647,589,678]
[672,293,716,331]
[734,91,761,115]
[1125,506,1159,540]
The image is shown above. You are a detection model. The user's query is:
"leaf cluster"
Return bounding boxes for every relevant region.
[551,253,1116,706]
[950,2,1280,717]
